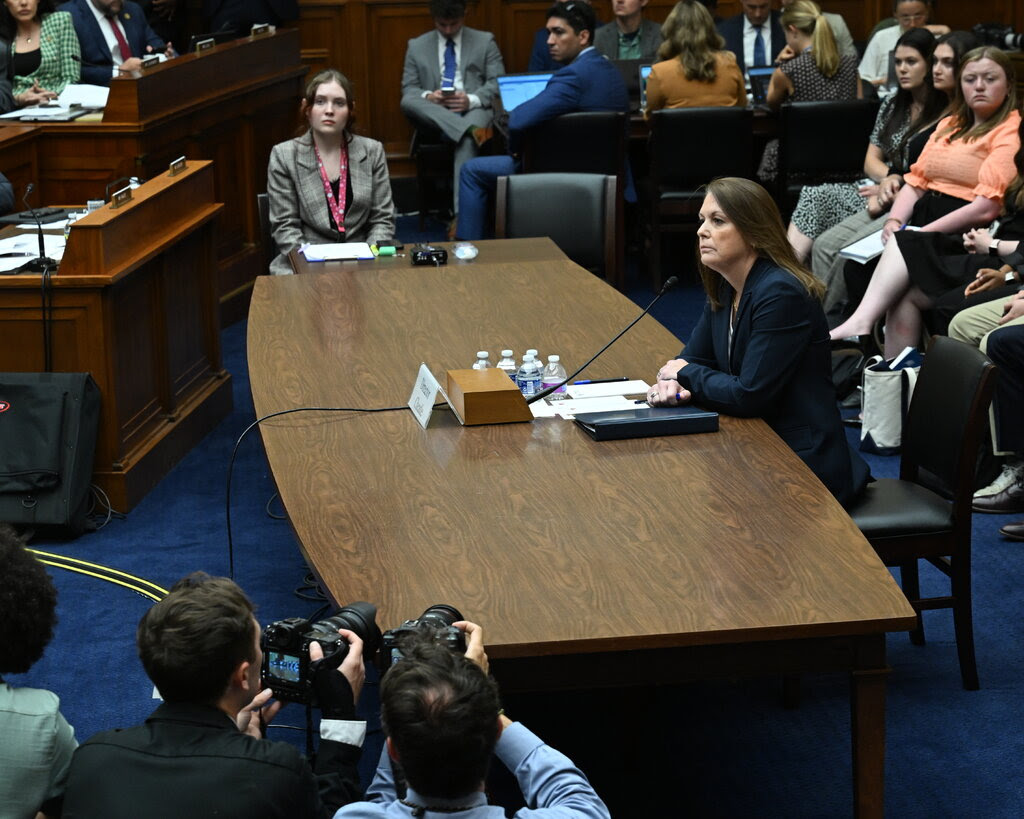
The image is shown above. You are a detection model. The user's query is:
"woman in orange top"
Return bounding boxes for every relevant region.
[643,0,745,117]
[830,47,1021,356]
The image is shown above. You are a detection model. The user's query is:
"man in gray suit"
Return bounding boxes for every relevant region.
[400,0,504,221]
[593,0,661,62]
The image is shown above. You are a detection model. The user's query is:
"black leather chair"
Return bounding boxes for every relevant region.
[647,107,754,289]
[256,192,275,274]
[495,173,621,287]
[409,126,455,230]
[520,111,628,181]
[848,336,997,690]
[776,99,879,215]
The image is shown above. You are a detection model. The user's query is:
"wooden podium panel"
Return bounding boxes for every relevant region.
[0,161,231,511]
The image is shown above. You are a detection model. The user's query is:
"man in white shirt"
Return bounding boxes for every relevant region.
[400,0,505,220]
[717,0,786,76]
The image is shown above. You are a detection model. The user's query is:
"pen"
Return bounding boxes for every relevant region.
[574,377,629,385]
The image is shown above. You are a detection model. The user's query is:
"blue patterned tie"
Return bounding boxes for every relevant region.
[443,38,456,87]
[753,25,766,67]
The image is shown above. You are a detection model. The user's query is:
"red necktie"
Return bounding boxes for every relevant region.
[107,15,132,62]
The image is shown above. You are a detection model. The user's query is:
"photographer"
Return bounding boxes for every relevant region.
[63,572,366,818]
[0,524,78,819]
[336,621,609,818]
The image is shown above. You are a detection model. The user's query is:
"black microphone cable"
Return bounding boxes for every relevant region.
[527,275,679,404]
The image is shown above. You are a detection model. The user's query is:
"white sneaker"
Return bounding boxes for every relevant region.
[975,461,1024,499]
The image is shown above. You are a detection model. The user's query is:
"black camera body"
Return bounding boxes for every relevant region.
[380,604,466,669]
[973,22,1024,51]
[411,244,448,266]
[262,602,380,705]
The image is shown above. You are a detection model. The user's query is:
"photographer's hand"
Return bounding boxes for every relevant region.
[236,686,282,738]
[310,629,364,719]
[454,620,489,674]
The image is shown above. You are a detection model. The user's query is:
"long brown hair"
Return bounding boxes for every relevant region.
[940,47,1017,143]
[299,68,357,142]
[698,177,825,310]
[658,0,724,82]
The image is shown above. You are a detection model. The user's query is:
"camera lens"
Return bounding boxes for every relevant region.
[418,604,464,630]
[320,601,382,656]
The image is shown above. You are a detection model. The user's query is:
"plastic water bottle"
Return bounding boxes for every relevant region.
[541,355,568,400]
[472,351,492,370]
[497,350,517,381]
[516,355,540,397]
[526,349,541,371]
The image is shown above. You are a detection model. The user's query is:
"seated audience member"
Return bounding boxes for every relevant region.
[859,0,949,91]
[202,0,297,36]
[63,572,366,817]
[527,0,593,71]
[267,68,395,276]
[830,47,1021,357]
[335,621,610,818]
[781,0,854,58]
[648,177,870,508]
[787,28,946,261]
[593,0,660,62]
[60,0,173,86]
[758,0,859,183]
[644,0,746,116]
[455,1,628,241]
[400,0,504,228]
[811,29,977,324]
[0,525,78,819]
[716,0,784,77]
[949,288,1024,516]
[1,0,80,107]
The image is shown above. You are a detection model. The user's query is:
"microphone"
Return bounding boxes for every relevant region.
[527,276,679,405]
[22,183,56,273]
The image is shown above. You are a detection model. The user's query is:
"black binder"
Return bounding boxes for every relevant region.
[574,405,719,441]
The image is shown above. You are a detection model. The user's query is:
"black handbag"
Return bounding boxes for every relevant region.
[0,372,101,537]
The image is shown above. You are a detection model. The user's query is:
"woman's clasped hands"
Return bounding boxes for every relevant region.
[649,359,693,406]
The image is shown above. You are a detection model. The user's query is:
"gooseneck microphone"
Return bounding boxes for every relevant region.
[22,183,56,273]
[527,276,679,405]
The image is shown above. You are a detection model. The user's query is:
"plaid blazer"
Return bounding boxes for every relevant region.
[13,11,80,96]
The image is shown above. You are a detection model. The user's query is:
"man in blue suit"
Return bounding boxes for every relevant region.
[456,0,628,240]
[716,0,784,76]
[60,0,172,86]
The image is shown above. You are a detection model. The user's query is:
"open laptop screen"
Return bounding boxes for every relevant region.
[747,66,775,105]
[497,72,555,112]
[638,64,652,111]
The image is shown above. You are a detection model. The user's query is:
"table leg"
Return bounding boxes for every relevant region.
[851,665,889,819]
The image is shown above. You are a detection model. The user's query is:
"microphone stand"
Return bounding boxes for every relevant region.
[527,276,679,405]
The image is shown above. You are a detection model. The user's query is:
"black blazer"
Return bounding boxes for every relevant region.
[717,11,786,75]
[675,259,870,507]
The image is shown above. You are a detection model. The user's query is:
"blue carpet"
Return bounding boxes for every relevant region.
[10,219,1024,816]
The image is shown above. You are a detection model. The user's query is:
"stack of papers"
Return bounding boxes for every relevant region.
[0,84,109,121]
[839,226,919,263]
[0,234,66,273]
[301,242,374,261]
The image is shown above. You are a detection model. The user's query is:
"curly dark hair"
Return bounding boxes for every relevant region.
[381,635,501,799]
[0,0,57,44]
[0,524,58,675]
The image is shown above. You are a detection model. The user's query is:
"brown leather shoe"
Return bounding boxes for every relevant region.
[973,480,1024,514]
[999,520,1024,540]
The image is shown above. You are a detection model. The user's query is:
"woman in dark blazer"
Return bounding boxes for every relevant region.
[266,68,395,275]
[649,177,869,507]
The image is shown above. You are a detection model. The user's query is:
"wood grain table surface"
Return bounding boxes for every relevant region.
[248,239,914,657]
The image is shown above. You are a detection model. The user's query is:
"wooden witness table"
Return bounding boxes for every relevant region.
[247,238,915,817]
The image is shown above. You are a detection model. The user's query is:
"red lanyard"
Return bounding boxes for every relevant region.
[314,141,349,235]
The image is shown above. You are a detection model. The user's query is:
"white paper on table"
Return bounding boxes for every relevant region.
[550,395,640,420]
[566,379,649,399]
[57,84,109,108]
[0,105,75,119]
[302,242,374,261]
[0,233,66,262]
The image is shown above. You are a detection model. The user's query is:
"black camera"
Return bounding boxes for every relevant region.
[973,23,1024,51]
[379,604,467,669]
[262,601,381,705]
[411,244,448,266]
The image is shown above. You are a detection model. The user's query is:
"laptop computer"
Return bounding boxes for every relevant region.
[638,64,653,112]
[747,65,775,105]
[496,72,555,113]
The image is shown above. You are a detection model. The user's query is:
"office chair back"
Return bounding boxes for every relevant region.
[521,111,627,179]
[649,107,755,196]
[257,192,275,274]
[496,173,620,285]
[777,99,879,208]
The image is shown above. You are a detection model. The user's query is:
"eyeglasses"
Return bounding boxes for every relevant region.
[897,13,927,23]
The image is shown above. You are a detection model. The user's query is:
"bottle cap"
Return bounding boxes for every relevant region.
[522,354,534,362]
[477,351,488,358]
[548,355,559,362]
[501,349,513,357]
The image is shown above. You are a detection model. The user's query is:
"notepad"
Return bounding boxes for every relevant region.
[839,226,919,264]
[301,242,375,261]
